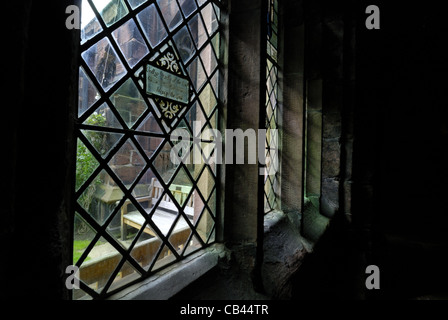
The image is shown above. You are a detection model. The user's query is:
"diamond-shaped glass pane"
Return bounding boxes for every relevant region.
[188,13,207,49]
[270,32,278,49]
[187,57,207,92]
[207,188,216,217]
[135,135,164,161]
[83,102,123,129]
[189,187,204,224]
[78,169,125,226]
[265,173,273,193]
[199,84,217,116]
[111,78,148,128]
[269,84,277,102]
[265,150,279,177]
[266,101,273,121]
[209,108,218,130]
[81,129,124,158]
[269,65,277,83]
[127,0,147,9]
[73,213,96,265]
[107,215,136,249]
[157,0,183,31]
[267,42,278,62]
[150,201,181,237]
[112,19,150,68]
[179,0,197,18]
[267,58,273,70]
[210,71,219,97]
[79,236,123,295]
[267,74,275,94]
[152,243,177,272]
[264,193,270,212]
[185,101,206,134]
[121,197,154,237]
[82,37,127,92]
[106,261,141,294]
[108,139,146,188]
[197,166,214,201]
[78,67,100,117]
[272,175,279,195]
[81,0,103,45]
[200,133,218,165]
[268,115,277,131]
[171,125,193,161]
[183,234,202,256]
[269,92,277,109]
[137,4,168,48]
[268,129,278,150]
[213,3,221,20]
[175,118,192,136]
[91,0,129,27]
[168,214,192,255]
[130,229,161,272]
[208,227,216,244]
[153,142,179,184]
[131,168,156,215]
[136,112,163,134]
[76,139,100,192]
[201,3,218,36]
[195,208,214,243]
[169,167,193,207]
[211,33,220,58]
[200,43,218,76]
[173,25,195,63]
[267,185,276,209]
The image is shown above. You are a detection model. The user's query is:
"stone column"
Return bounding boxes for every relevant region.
[224,0,264,244]
[280,0,306,226]
[221,0,265,293]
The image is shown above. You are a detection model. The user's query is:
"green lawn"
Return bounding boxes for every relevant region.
[73,240,102,264]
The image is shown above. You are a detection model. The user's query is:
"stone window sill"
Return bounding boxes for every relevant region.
[108,244,225,300]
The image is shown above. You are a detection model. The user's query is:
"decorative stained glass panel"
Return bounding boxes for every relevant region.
[264,0,280,214]
[74,0,223,299]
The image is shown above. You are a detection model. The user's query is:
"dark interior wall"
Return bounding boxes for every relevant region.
[374,2,448,235]
[291,0,448,300]
[354,0,448,299]
[3,1,76,299]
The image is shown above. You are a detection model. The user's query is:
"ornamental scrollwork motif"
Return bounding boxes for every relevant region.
[156,99,182,120]
[157,52,181,75]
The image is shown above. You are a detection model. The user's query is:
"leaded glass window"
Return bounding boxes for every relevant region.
[264,0,280,214]
[74,0,223,299]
